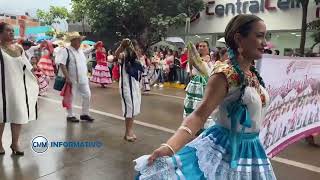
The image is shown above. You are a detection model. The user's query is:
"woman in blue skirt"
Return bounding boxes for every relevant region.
[134,14,277,180]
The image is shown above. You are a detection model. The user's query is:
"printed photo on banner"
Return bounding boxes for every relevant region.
[258,55,320,158]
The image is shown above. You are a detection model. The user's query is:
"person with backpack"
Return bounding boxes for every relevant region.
[55,32,95,123]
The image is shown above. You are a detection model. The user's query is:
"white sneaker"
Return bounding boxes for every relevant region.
[159,84,164,88]
[153,84,158,87]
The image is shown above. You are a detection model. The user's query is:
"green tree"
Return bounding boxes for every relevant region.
[307,18,320,50]
[299,0,320,56]
[71,0,204,49]
[36,6,70,27]
[69,0,88,34]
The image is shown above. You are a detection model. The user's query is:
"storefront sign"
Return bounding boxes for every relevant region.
[205,0,319,17]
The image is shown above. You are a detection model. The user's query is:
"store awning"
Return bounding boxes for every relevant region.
[13,26,53,37]
[26,26,53,35]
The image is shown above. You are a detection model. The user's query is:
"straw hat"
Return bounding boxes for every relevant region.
[64,32,86,42]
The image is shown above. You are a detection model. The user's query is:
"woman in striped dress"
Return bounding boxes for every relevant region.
[0,23,39,156]
[115,39,143,142]
[140,52,151,92]
[184,41,214,130]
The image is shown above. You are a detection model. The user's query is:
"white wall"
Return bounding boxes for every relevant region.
[271,32,315,54]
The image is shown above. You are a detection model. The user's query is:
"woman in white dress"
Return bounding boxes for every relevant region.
[0,22,39,155]
[115,39,143,142]
[139,52,151,92]
[135,14,276,180]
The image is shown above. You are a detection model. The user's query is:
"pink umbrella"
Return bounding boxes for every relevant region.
[265,42,275,49]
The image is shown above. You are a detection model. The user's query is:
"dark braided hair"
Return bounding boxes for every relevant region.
[225,14,266,101]
[250,66,265,88]
[227,49,247,101]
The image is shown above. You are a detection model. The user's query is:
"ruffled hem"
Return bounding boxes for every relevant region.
[38,64,54,69]
[92,65,112,78]
[37,74,49,95]
[39,70,55,77]
[183,74,212,128]
[94,64,109,71]
[134,125,277,180]
[185,75,207,97]
[90,76,112,84]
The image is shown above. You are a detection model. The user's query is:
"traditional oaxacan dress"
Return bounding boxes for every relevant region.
[112,62,120,82]
[184,56,214,129]
[134,60,276,180]
[90,49,112,85]
[37,41,55,78]
[0,48,39,124]
[119,55,143,118]
[34,67,50,96]
[140,55,151,92]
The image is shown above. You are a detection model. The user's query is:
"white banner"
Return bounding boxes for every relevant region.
[259,55,320,157]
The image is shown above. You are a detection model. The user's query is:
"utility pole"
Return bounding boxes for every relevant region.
[185,2,191,42]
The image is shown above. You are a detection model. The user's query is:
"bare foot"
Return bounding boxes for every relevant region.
[124,131,137,142]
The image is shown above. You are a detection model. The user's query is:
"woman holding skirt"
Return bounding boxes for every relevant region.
[134,15,276,180]
[37,40,55,78]
[90,41,112,87]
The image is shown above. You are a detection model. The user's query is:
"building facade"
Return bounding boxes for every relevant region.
[168,0,320,55]
[0,13,41,37]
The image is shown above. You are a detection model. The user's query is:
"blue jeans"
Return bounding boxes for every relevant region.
[180,69,188,85]
[156,69,164,83]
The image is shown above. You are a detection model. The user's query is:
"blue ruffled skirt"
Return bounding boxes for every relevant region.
[134,125,276,180]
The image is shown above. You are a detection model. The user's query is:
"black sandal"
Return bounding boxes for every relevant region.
[67,116,80,123]
[10,145,24,156]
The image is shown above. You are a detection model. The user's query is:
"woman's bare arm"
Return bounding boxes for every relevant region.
[165,73,228,151]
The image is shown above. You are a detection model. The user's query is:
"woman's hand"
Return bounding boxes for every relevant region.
[147,146,173,166]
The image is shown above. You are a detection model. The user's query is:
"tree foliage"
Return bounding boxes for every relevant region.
[36,6,70,26]
[307,19,320,50]
[71,0,204,48]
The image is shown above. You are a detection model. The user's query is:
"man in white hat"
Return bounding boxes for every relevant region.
[56,32,95,122]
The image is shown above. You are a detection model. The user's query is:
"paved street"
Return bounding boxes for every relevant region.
[0,83,319,180]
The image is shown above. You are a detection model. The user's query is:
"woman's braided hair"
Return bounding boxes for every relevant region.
[224,14,266,101]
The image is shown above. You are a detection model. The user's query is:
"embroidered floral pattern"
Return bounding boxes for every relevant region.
[211,60,266,106]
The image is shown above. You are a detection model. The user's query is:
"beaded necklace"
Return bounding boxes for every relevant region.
[227,48,266,106]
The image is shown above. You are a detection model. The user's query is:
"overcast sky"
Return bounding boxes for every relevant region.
[0,0,71,17]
